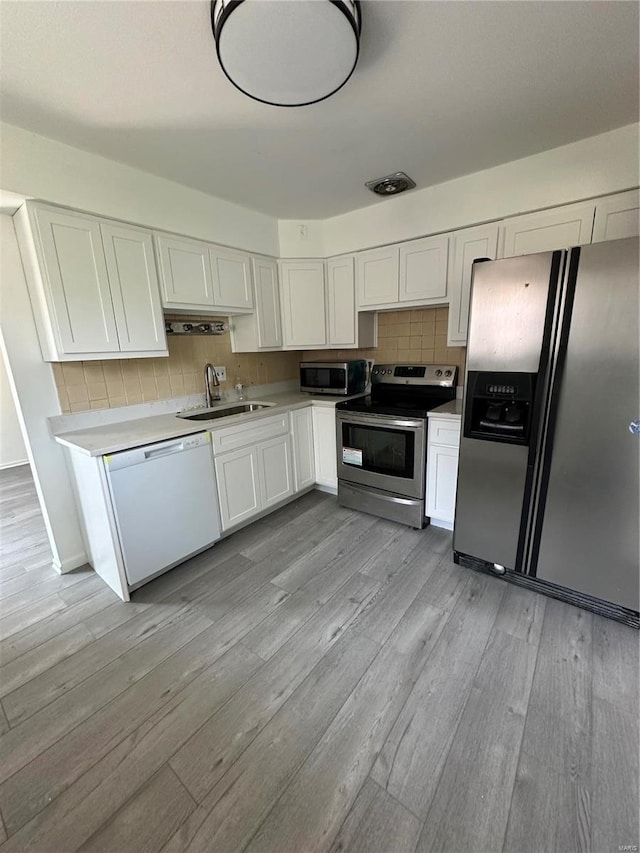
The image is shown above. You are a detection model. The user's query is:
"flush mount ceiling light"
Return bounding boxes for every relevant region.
[211,0,361,107]
[365,172,416,197]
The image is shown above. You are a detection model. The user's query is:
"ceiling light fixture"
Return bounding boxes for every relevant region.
[366,172,416,197]
[211,0,361,107]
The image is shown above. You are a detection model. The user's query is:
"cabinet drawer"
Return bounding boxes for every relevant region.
[429,418,461,447]
[211,412,289,454]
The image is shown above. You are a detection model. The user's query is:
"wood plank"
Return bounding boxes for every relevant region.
[163,626,380,853]
[590,698,639,853]
[77,765,195,853]
[503,749,591,853]
[360,525,446,584]
[0,622,95,700]
[518,599,593,777]
[493,581,547,646]
[241,599,447,853]
[0,588,117,667]
[0,593,67,642]
[416,628,538,852]
[170,572,379,802]
[371,572,504,815]
[0,644,262,853]
[329,777,423,853]
[353,535,462,647]
[0,582,290,835]
[0,607,212,813]
[3,599,197,726]
[269,514,379,592]
[591,614,639,716]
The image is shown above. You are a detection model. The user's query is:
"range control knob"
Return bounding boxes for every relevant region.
[372,368,379,374]
[444,369,452,377]
[435,369,443,377]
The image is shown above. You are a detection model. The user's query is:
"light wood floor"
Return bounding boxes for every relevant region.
[0,464,638,853]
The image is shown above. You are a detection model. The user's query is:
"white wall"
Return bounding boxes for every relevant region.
[0,122,280,256]
[280,123,640,257]
[0,215,86,573]
[0,349,27,468]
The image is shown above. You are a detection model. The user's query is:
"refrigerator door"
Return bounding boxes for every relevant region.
[454,251,561,569]
[534,238,639,611]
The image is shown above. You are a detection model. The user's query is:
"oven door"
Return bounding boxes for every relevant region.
[336,412,426,499]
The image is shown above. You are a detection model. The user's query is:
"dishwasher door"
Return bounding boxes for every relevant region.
[105,432,221,588]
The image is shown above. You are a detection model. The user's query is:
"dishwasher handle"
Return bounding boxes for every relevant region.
[144,441,185,460]
[104,432,211,472]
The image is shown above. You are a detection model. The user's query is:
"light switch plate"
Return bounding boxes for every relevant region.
[214,366,226,382]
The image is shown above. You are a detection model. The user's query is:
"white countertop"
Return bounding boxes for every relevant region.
[427,399,463,419]
[54,391,361,457]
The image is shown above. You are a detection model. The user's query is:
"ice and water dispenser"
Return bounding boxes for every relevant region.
[463,371,535,445]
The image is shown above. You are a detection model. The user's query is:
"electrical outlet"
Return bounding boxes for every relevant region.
[214,366,226,382]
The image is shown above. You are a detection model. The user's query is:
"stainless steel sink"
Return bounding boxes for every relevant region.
[176,402,275,421]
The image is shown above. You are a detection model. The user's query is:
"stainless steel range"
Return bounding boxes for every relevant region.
[336,364,457,528]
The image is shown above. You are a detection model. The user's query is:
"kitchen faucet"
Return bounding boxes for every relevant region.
[204,363,221,407]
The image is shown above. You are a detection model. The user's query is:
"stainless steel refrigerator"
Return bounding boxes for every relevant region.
[453,236,639,625]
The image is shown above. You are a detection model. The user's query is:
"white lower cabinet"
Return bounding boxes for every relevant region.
[290,406,315,491]
[426,416,461,530]
[212,414,294,531]
[312,406,338,491]
[257,434,294,509]
[214,446,262,530]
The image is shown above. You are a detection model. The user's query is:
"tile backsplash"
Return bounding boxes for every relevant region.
[51,316,302,414]
[303,307,466,380]
[52,307,466,414]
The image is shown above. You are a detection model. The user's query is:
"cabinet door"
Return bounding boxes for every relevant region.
[214,446,261,530]
[356,246,399,307]
[257,434,294,509]
[399,235,449,303]
[101,223,167,353]
[500,202,595,258]
[33,206,119,354]
[253,257,282,348]
[209,245,253,310]
[290,407,315,491]
[426,443,459,525]
[592,190,640,242]
[155,234,214,308]
[312,407,337,490]
[279,261,327,347]
[327,255,357,347]
[447,223,500,346]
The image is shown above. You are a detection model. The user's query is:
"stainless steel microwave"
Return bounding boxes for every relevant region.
[300,361,367,396]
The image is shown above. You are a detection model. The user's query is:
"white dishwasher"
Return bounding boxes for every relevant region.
[104,432,221,589]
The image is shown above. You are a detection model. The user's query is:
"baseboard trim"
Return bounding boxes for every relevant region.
[0,459,29,471]
[52,552,89,575]
[314,484,338,496]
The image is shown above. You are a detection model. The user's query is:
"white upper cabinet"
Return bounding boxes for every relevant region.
[14,203,168,361]
[447,223,500,346]
[327,255,357,347]
[399,234,449,303]
[356,246,399,307]
[499,202,595,258]
[29,206,119,355]
[100,223,166,353]
[279,260,327,348]
[230,256,282,352]
[592,190,640,242]
[209,245,253,311]
[155,234,213,309]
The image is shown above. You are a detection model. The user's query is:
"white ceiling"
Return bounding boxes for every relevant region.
[1,0,638,220]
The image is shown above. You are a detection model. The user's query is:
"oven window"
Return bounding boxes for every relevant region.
[301,367,345,389]
[341,423,415,478]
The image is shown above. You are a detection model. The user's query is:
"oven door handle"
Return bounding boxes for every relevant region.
[336,413,424,430]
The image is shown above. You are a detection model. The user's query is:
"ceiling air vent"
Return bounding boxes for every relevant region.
[365,172,416,197]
